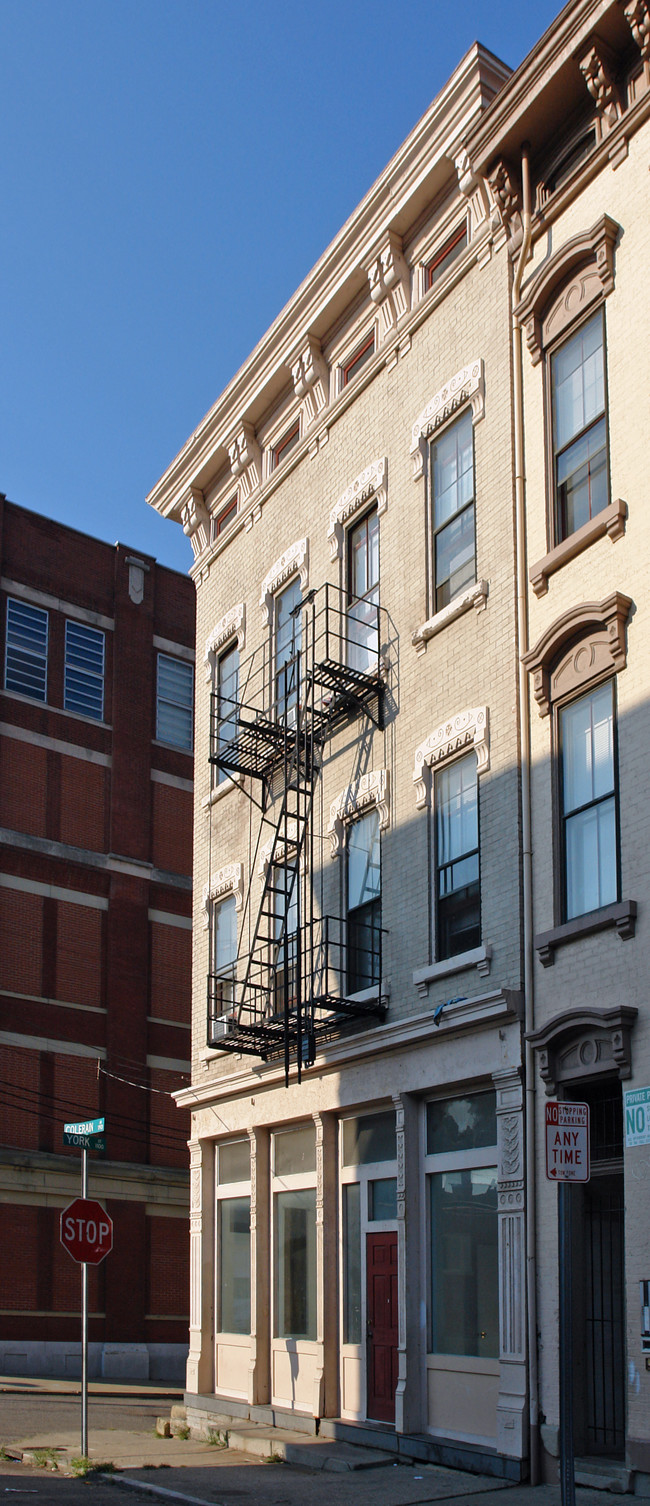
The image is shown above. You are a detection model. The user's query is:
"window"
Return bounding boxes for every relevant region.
[551,308,608,542]
[274,576,301,723]
[430,408,476,613]
[426,1092,498,1359]
[347,808,381,993]
[273,422,300,469]
[5,598,48,702]
[273,1126,317,1341]
[156,653,193,749]
[64,620,105,720]
[427,223,467,289]
[560,681,618,921]
[216,1140,251,1335]
[342,333,375,387]
[211,894,237,1012]
[348,508,379,674]
[272,864,299,1014]
[212,497,237,541]
[435,752,480,959]
[214,642,239,786]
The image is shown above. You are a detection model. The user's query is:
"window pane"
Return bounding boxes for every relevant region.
[214,895,237,970]
[157,654,193,749]
[218,1197,250,1334]
[430,1168,498,1357]
[275,577,301,720]
[218,1139,250,1185]
[274,1125,316,1175]
[556,417,607,536]
[436,755,478,865]
[552,312,605,452]
[434,505,475,612]
[561,683,614,814]
[566,798,617,918]
[216,643,239,785]
[64,621,105,720]
[5,598,48,702]
[432,409,474,529]
[343,1183,361,1344]
[427,1093,497,1155]
[348,810,380,911]
[369,1178,397,1220]
[274,1189,317,1339]
[343,1111,396,1166]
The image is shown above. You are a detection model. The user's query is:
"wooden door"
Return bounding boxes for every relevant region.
[366,1230,398,1422]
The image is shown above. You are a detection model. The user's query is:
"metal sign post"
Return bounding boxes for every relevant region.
[62,1118,107,1460]
[545,1100,590,1506]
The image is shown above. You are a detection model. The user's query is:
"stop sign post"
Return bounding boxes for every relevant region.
[60,1198,113,1265]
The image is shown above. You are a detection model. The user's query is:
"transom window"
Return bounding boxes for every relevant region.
[348,508,379,674]
[427,223,467,289]
[435,752,480,959]
[342,334,375,387]
[156,653,194,750]
[347,808,381,993]
[64,620,105,720]
[551,308,608,542]
[560,681,618,921]
[273,422,300,469]
[5,598,48,702]
[431,408,476,613]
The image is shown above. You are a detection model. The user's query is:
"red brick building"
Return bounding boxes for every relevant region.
[0,496,194,1380]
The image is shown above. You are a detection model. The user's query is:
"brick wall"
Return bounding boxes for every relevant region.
[0,740,47,837]
[146,1215,189,1318]
[56,902,103,1008]
[151,783,192,876]
[59,758,106,851]
[0,888,42,996]
[149,921,191,1022]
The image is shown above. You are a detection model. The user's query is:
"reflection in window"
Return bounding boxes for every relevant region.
[348,508,379,675]
[212,894,237,1011]
[368,1178,397,1221]
[274,1124,316,1176]
[274,1188,317,1339]
[5,598,48,702]
[342,1110,396,1166]
[218,1197,251,1334]
[343,1183,361,1344]
[274,576,301,723]
[215,642,239,786]
[347,809,381,992]
[430,1167,498,1357]
[560,681,617,919]
[435,752,480,959]
[427,1092,496,1155]
[552,309,608,542]
[431,409,476,612]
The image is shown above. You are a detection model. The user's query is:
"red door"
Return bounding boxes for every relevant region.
[366,1231,398,1422]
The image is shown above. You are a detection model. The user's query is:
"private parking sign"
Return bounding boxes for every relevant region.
[545,1100,590,1183]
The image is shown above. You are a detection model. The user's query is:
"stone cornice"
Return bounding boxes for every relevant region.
[147,45,508,523]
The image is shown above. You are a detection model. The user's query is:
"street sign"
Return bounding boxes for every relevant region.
[545,1100,590,1183]
[624,1087,650,1147]
[63,1117,105,1149]
[60,1198,113,1265]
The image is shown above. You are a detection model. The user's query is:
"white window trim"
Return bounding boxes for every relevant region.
[410,358,485,481]
[413,707,489,809]
[259,540,309,626]
[333,320,379,397]
[204,604,245,684]
[328,458,387,560]
[328,769,389,858]
[201,863,244,929]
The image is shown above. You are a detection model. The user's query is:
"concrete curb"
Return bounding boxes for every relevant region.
[102,1475,220,1506]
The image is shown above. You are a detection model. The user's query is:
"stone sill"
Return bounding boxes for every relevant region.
[201,772,242,808]
[413,581,488,654]
[535,899,636,967]
[413,944,492,994]
[529,499,626,597]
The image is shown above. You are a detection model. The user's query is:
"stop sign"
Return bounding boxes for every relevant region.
[60,1198,113,1265]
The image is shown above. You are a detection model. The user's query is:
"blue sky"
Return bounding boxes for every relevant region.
[0,0,561,575]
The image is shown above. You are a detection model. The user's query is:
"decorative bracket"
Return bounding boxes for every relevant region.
[413,707,489,809]
[328,769,390,857]
[487,159,522,245]
[204,603,245,683]
[454,147,490,240]
[181,486,210,559]
[410,359,484,480]
[259,539,309,625]
[576,36,622,135]
[201,862,244,928]
[227,422,262,503]
[289,335,329,433]
[621,0,650,83]
[366,232,410,339]
[327,458,387,559]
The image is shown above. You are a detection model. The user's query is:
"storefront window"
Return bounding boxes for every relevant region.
[343,1183,361,1344]
[368,1178,397,1220]
[342,1110,396,1166]
[218,1197,251,1334]
[274,1188,317,1340]
[429,1167,498,1357]
[426,1092,496,1154]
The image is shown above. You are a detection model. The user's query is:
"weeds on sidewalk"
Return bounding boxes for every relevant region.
[175,1425,190,1440]
[207,1428,228,1448]
[70,1457,116,1477]
[32,1448,60,1469]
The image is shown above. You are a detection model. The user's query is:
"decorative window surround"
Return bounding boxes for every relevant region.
[227,422,262,502]
[514,215,619,365]
[328,769,389,857]
[522,592,632,717]
[413,943,492,995]
[204,604,245,682]
[289,335,329,432]
[412,579,489,654]
[413,706,489,809]
[534,898,637,967]
[328,458,387,559]
[528,1003,638,1094]
[410,359,484,480]
[529,499,626,597]
[201,863,244,929]
[259,540,309,624]
[181,486,210,560]
[257,820,305,883]
[365,231,410,340]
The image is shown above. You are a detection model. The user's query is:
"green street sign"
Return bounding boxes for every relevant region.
[63,1117,106,1149]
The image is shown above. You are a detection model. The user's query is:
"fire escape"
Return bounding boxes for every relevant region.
[207,583,387,1082]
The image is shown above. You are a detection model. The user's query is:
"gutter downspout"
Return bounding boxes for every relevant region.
[512,144,539,1486]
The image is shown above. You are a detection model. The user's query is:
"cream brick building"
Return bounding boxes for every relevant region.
[149,0,650,1487]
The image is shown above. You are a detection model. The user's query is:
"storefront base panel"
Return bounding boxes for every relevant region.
[215,1336,249,1398]
[427,1356,498,1443]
